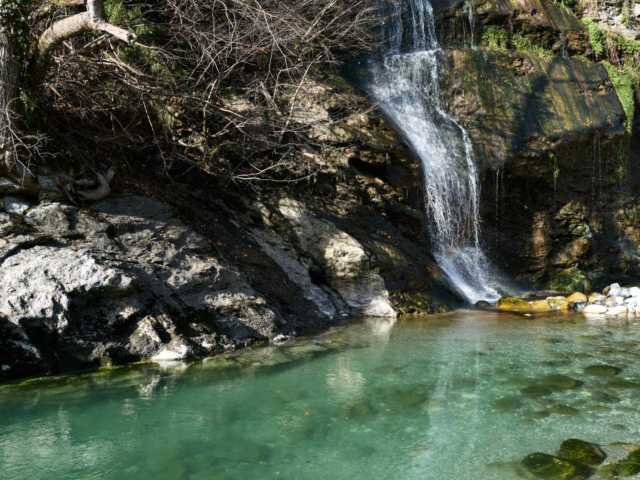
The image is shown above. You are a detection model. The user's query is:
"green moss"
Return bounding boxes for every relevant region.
[602,62,636,134]
[482,28,509,49]
[496,297,530,309]
[598,461,640,478]
[548,267,589,293]
[512,35,555,57]
[557,439,606,467]
[549,152,560,178]
[582,19,606,58]
[521,453,592,480]
[395,294,448,315]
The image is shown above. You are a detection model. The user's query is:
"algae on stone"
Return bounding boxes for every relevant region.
[521,452,591,480]
[557,439,606,467]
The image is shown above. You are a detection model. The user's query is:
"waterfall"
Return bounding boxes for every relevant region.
[366,0,505,303]
[560,30,569,60]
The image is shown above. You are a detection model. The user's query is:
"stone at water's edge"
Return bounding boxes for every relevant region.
[475,300,493,309]
[559,292,587,310]
[521,452,592,480]
[557,439,606,467]
[497,297,531,309]
[531,300,551,310]
[582,305,608,315]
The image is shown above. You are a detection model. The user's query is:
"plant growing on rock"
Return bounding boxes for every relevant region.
[482,27,509,49]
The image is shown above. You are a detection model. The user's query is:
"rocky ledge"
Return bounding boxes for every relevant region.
[0,191,460,381]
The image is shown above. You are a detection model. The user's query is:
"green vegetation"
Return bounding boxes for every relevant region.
[482,28,509,49]
[512,35,555,57]
[481,28,554,57]
[602,62,636,134]
[549,152,560,178]
[548,267,590,293]
[582,19,606,58]
[0,0,32,54]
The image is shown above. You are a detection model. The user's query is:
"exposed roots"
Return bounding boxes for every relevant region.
[0,156,115,203]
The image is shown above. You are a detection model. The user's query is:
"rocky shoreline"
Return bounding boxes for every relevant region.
[489,282,640,317]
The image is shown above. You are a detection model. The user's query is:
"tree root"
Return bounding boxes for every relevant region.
[0,158,115,203]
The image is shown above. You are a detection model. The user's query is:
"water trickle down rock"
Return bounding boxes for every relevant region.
[366,0,507,303]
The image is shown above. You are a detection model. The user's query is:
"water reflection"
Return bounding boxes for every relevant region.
[3,312,640,479]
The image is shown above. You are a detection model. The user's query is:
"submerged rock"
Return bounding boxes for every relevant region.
[485,461,536,478]
[493,397,523,412]
[597,462,640,479]
[539,375,583,390]
[523,410,551,421]
[606,379,640,390]
[521,452,591,480]
[549,405,579,415]
[520,386,554,397]
[584,365,621,376]
[557,439,606,467]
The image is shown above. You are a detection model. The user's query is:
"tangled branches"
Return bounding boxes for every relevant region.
[9,0,393,194]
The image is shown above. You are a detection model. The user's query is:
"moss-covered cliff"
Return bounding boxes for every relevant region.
[433,0,640,292]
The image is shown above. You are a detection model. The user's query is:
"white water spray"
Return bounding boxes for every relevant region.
[366,0,507,303]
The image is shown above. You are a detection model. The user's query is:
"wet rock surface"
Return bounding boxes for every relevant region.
[521,452,592,480]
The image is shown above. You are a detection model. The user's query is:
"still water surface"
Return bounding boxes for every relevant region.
[3,311,640,479]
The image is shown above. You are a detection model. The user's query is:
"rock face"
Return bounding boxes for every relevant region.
[0,64,469,381]
[434,0,640,293]
[0,197,289,380]
[1,193,445,380]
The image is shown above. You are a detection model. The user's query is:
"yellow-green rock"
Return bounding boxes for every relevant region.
[559,292,588,310]
[531,300,551,310]
[496,297,530,309]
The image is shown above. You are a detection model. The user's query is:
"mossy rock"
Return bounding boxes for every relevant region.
[524,410,551,420]
[550,404,580,415]
[557,439,606,467]
[521,452,592,480]
[475,300,493,309]
[625,449,640,464]
[521,385,554,397]
[597,461,640,479]
[540,375,583,390]
[497,297,531,309]
[583,365,621,376]
[531,300,552,310]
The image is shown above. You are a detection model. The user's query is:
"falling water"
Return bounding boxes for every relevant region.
[366,0,506,303]
[495,168,500,249]
[466,0,476,49]
[591,130,602,208]
[560,30,569,60]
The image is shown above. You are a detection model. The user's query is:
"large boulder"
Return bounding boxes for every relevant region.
[0,197,285,380]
